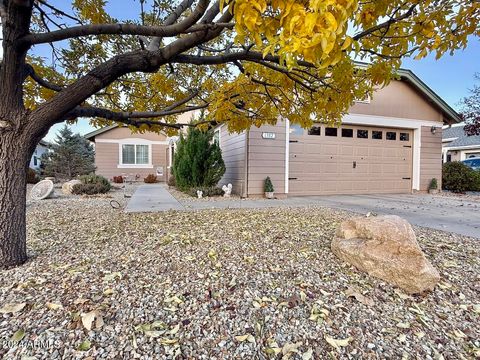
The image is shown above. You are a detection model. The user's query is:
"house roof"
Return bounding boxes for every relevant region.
[443,124,480,148]
[38,139,50,147]
[85,65,460,138]
[84,125,119,141]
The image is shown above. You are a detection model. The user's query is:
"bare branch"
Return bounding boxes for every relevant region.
[353,4,417,41]
[22,0,211,46]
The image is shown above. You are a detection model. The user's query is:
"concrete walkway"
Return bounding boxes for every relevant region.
[125,184,183,212]
[125,185,480,239]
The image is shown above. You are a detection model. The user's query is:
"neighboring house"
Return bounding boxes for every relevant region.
[30,140,49,170]
[216,68,460,197]
[85,112,192,181]
[442,123,480,162]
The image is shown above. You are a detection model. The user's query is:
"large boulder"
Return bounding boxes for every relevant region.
[30,180,55,200]
[331,215,440,294]
[62,180,82,194]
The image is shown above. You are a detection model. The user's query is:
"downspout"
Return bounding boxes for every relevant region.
[243,130,249,198]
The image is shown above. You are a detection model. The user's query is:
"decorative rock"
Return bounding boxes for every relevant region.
[222,183,233,197]
[62,180,82,194]
[30,180,55,200]
[331,215,440,294]
[197,190,203,199]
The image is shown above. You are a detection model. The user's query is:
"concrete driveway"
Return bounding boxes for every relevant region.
[291,194,480,239]
[126,185,480,239]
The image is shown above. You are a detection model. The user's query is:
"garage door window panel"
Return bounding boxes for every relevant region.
[357,130,368,139]
[342,129,353,138]
[386,132,397,141]
[325,128,338,137]
[400,132,410,141]
[308,126,321,135]
[372,131,383,140]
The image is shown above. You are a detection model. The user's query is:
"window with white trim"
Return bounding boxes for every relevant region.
[121,144,150,165]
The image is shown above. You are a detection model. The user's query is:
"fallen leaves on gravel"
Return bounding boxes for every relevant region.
[0,187,478,359]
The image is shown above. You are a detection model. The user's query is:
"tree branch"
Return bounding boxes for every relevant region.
[25,64,64,92]
[353,4,417,41]
[21,0,211,46]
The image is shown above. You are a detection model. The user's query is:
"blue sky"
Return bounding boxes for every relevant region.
[27,1,479,141]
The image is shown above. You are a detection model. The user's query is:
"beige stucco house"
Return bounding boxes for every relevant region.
[87,68,459,196]
[216,69,459,197]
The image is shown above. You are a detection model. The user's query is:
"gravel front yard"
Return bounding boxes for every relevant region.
[0,189,479,359]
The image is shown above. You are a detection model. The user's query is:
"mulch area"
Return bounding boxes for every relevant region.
[0,189,479,359]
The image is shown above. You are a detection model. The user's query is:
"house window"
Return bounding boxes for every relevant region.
[213,129,220,144]
[33,156,38,166]
[342,128,353,138]
[400,133,409,141]
[325,127,338,137]
[289,124,304,136]
[386,132,397,140]
[357,129,368,139]
[446,154,452,162]
[372,131,383,139]
[308,126,321,135]
[121,144,149,165]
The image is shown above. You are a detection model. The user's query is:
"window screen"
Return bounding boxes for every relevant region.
[136,145,149,164]
[122,144,135,164]
[325,127,338,137]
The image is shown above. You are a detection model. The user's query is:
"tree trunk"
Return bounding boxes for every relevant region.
[0,130,29,269]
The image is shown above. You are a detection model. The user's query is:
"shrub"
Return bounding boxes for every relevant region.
[187,186,224,197]
[167,174,176,187]
[442,161,480,192]
[428,178,438,190]
[173,127,226,191]
[113,175,124,183]
[27,168,39,184]
[144,174,157,183]
[264,177,274,192]
[78,174,111,192]
[71,183,110,195]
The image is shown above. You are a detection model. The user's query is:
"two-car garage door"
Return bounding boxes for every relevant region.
[288,124,413,195]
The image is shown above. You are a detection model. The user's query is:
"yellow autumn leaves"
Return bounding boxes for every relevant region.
[223,0,357,69]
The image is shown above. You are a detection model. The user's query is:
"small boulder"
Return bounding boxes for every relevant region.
[62,180,82,195]
[331,215,440,294]
[30,180,55,200]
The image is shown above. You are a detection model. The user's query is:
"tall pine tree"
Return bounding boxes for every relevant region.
[41,126,95,179]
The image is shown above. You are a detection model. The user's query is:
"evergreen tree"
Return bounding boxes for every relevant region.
[41,126,95,179]
[173,128,226,190]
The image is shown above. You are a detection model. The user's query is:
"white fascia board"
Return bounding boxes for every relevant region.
[96,138,168,145]
[443,145,480,151]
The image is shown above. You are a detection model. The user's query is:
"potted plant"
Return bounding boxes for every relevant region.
[264,176,274,199]
[428,178,439,194]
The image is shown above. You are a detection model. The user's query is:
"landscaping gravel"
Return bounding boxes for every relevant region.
[0,189,479,359]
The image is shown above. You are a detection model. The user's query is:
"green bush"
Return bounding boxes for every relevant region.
[264,177,274,192]
[71,183,110,195]
[173,127,226,191]
[187,186,224,197]
[79,174,111,191]
[442,161,480,192]
[428,178,438,190]
[27,168,39,184]
[167,174,176,187]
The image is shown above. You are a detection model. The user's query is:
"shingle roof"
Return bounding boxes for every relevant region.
[443,125,480,148]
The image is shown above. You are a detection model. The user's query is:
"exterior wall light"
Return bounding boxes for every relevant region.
[431,126,437,134]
